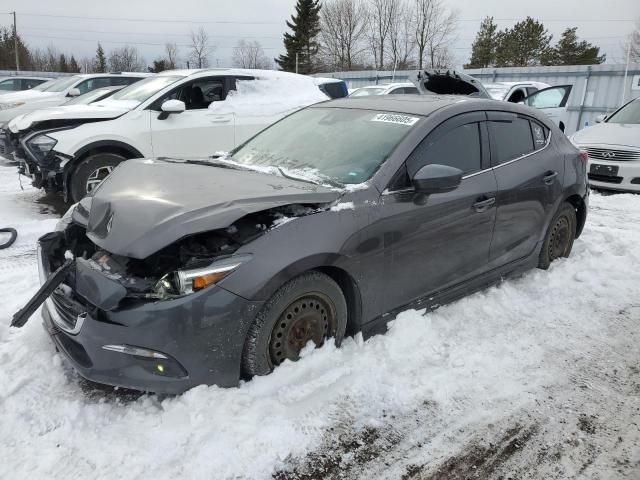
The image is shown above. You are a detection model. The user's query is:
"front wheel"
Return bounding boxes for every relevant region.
[538,202,577,270]
[241,271,348,378]
[69,152,125,202]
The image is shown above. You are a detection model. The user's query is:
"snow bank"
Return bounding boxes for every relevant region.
[1,166,640,479]
[208,71,329,116]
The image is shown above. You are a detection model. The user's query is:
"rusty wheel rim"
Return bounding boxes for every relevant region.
[269,293,336,366]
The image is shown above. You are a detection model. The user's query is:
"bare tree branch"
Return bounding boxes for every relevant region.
[189,28,213,68]
[411,0,458,70]
[165,42,179,69]
[320,0,368,71]
[366,0,398,69]
[232,40,272,69]
[107,45,145,72]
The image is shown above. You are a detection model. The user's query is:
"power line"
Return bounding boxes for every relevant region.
[2,12,283,24]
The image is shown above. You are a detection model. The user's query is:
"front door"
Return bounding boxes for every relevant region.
[487,111,564,267]
[523,85,572,132]
[377,113,498,312]
[149,76,235,158]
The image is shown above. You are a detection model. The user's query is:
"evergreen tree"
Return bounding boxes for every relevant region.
[0,27,31,70]
[69,55,80,73]
[466,17,498,68]
[59,53,68,72]
[275,0,322,74]
[148,58,168,73]
[95,43,106,73]
[542,27,605,65]
[495,17,552,67]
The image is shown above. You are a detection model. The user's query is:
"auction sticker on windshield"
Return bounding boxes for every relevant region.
[371,113,419,126]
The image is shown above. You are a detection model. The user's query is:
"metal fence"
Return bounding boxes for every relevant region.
[316,64,640,135]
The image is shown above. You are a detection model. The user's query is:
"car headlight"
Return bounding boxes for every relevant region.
[154,255,251,297]
[0,101,25,110]
[27,134,57,162]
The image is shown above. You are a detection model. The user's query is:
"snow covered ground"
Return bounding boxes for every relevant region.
[0,161,639,479]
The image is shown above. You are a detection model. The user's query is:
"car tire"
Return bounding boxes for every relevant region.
[241,271,348,377]
[69,153,125,203]
[538,202,576,270]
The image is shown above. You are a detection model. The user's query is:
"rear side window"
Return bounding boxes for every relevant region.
[530,120,549,149]
[489,117,535,165]
[408,122,482,176]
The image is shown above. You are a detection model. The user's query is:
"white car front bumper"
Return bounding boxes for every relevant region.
[587,159,640,192]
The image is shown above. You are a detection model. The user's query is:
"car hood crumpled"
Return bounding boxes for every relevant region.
[79,158,340,259]
[8,104,130,133]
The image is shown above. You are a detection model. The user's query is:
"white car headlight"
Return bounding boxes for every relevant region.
[26,134,57,162]
[0,101,25,110]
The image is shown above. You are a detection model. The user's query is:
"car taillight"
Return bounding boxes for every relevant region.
[579,150,589,162]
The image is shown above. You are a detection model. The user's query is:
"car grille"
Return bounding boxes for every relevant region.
[585,147,640,162]
[50,288,86,332]
[588,173,623,184]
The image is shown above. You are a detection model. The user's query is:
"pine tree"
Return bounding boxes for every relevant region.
[59,53,68,72]
[69,55,80,73]
[542,27,605,65]
[466,17,498,68]
[95,43,106,73]
[275,0,322,74]
[495,17,552,67]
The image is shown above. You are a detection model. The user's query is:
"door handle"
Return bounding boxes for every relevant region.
[209,117,231,124]
[473,197,496,213]
[543,171,558,185]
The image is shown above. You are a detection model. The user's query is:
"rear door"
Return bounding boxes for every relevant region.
[379,112,498,312]
[487,112,563,266]
[523,85,572,132]
[149,75,235,157]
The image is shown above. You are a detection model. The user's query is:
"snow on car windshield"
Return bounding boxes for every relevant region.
[208,72,328,116]
[231,107,420,185]
[484,84,510,100]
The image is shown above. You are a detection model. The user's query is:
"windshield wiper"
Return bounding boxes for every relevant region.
[276,167,319,185]
[159,158,246,170]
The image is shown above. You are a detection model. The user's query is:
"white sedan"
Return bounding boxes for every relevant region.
[484,81,550,103]
[570,96,640,192]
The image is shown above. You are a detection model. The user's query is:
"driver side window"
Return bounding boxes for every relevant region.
[154,77,227,110]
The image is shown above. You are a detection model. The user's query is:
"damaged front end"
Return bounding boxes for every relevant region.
[13,201,325,329]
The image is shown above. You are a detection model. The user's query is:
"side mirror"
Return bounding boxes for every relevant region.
[595,114,607,123]
[158,99,186,120]
[68,87,81,97]
[412,164,463,194]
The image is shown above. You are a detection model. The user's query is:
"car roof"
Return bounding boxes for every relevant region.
[0,75,50,81]
[74,72,151,78]
[312,95,557,125]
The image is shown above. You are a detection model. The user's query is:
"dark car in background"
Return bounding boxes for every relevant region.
[16,95,588,394]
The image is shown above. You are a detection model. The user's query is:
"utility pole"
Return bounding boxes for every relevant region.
[12,11,19,71]
[621,41,631,107]
[295,53,299,74]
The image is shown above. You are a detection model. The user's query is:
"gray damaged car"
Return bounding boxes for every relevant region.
[13,95,588,394]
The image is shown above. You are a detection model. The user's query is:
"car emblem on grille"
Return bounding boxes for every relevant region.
[602,152,616,158]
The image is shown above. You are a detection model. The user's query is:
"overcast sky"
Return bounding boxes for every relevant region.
[2,0,638,70]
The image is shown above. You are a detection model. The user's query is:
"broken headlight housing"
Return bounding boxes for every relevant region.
[27,134,57,163]
[154,255,251,297]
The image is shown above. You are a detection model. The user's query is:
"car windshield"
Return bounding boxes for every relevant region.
[31,79,58,91]
[109,75,183,104]
[350,87,386,97]
[231,107,420,185]
[485,84,510,100]
[607,98,640,124]
[42,75,82,93]
[63,88,117,105]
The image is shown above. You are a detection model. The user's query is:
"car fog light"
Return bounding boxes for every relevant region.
[102,344,168,359]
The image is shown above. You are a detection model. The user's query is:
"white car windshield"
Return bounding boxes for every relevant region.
[42,76,82,93]
[485,85,510,100]
[31,79,59,92]
[350,87,386,97]
[108,76,183,104]
[607,98,640,125]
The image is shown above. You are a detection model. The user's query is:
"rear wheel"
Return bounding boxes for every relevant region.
[538,202,576,270]
[69,152,125,202]
[242,271,347,377]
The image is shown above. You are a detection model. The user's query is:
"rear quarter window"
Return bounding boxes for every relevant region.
[489,117,535,165]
